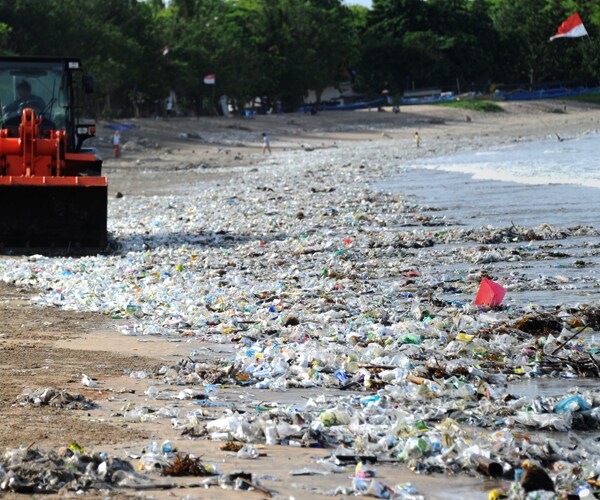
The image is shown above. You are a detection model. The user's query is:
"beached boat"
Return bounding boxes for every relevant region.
[400,92,455,105]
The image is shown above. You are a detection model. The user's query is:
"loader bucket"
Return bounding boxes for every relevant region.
[0,184,107,251]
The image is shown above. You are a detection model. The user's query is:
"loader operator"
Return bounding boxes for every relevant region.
[4,80,45,116]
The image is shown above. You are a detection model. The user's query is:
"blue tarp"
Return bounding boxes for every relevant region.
[501,86,600,101]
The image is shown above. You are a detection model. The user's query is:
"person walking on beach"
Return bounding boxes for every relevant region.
[113,130,121,158]
[262,132,271,154]
[414,131,421,148]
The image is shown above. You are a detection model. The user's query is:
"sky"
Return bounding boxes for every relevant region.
[344,0,372,8]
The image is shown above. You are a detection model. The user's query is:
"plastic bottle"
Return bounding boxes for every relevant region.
[255,378,271,389]
[145,386,159,399]
[264,423,278,445]
[139,451,170,472]
[237,445,259,459]
[576,485,592,498]
[123,407,157,423]
[320,410,351,426]
[401,436,429,459]
[210,432,230,441]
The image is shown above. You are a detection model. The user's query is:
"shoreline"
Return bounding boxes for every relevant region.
[379,165,600,228]
[401,129,600,189]
[0,102,598,499]
[376,167,599,309]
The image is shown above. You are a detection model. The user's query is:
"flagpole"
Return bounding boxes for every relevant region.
[212,81,216,116]
[203,74,218,115]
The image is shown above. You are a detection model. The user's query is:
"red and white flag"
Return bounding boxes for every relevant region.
[550,12,588,41]
[203,74,216,85]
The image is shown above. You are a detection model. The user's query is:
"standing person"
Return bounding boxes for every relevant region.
[166,95,173,118]
[414,131,421,148]
[262,132,271,154]
[113,130,121,158]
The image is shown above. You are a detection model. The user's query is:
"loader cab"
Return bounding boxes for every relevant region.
[0,57,94,153]
[0,57,107,251]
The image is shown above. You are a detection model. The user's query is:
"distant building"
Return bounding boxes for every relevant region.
[304,81,354,105]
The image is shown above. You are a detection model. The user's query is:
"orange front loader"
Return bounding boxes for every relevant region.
[0,57,107,250]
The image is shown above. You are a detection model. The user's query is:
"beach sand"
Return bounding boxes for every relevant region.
[0,100,599,498]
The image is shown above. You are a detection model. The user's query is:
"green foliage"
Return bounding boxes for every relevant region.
[0,22,12,55]
[437,100,504,112]
[0,0,598,116]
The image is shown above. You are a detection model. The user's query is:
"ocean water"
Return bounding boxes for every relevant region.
[411,131,600,189]
[378,134,600,307]
[382,131,600,229]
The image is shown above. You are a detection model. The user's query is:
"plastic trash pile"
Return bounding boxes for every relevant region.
[15,387,95,410]
[0,445,160,493]
[0,138,597,498]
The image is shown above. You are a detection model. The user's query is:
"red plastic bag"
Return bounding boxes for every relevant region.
[474,278,506,307]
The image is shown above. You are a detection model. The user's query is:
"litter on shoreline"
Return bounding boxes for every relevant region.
[0,137,598,498]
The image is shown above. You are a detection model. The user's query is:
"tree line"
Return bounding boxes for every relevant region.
[1,0,599,117]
